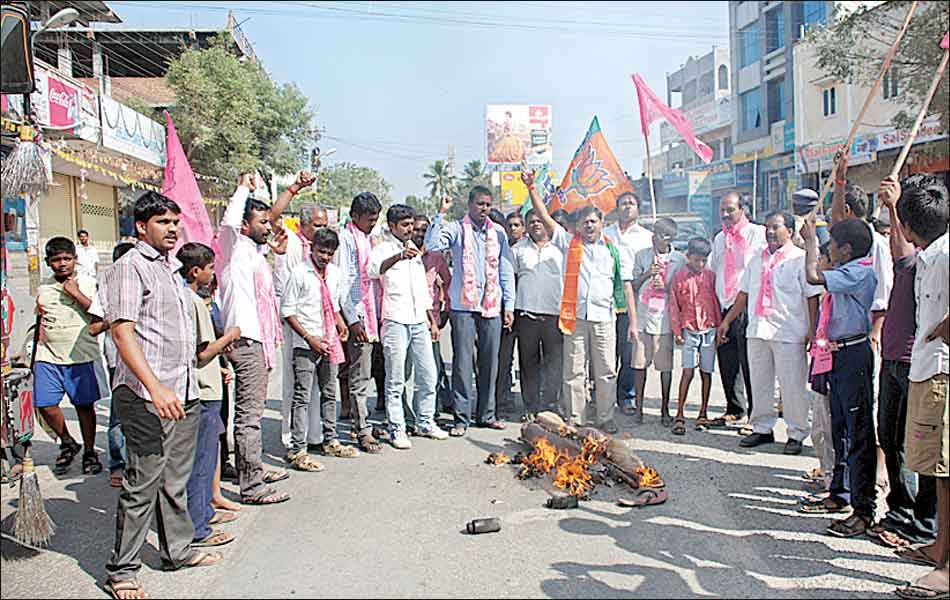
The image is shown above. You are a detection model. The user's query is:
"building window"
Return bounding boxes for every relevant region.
[739,23,760,68]
[883,68,900,99]
[718,64,729,90]
[766,8,785,52]
[822,87,837,117]
[741,89,762,131]
[768,78,786,124]
[803,0,828,32]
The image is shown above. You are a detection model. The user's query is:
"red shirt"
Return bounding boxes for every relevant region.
[669,267,722,337]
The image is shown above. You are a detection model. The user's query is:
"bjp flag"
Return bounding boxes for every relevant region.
[548,116,633,215]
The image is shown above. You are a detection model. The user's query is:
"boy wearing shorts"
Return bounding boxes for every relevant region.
[670,238,721,435]
[34,237,105,475]
[893,177,948,599]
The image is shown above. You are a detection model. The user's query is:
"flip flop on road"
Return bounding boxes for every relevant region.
[263,469,290,484]
[896,546,939,568]
[618,488,668,508]
[104,578,149,600]
[671,418,686,436]
[179,550,224,569]
[799,496,849,514]
[895,583,950,600]
[242,487,290,506]
[867,523,912,549]
[209,510,238,525]
[191,529,235,548]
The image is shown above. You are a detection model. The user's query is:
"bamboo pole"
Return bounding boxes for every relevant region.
[644,140,658,224]
[751,151,758,221]
[818,0,919,204]
[889,48,950,178]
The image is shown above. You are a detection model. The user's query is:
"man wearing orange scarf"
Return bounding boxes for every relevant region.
[524,172,637,433]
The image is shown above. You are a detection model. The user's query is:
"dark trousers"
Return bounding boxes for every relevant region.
[433,340,451,413]
[106,386,200,581]
[615,312,636,408]
[219,372,230,467]
[450,310,502,428]
[828,342,877,519]
[291,348,339,452]
[186,400,222,542]
[517,312,563,415]
[345,340,375,436]
[878,359,937,543]
[495,317,518,413]
[227,340,268,499]
[717,306,752,417]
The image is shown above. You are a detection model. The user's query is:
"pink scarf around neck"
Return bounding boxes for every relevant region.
[461,214,501,318]
[810,294,834,375]
[722,213,749,302]
[347,222,379,341]
[294,227,312,258]
[253,264,283,370]
[639,251,671,313]
[311,257,344,365]
[755,244,791,317]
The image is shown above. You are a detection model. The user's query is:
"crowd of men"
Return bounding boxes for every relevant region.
[14,157,949,600]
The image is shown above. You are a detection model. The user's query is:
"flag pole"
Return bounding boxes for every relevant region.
[818,0,918,203]
[644,138,658,223]
[751,150,758,221]
[889,48,949,179]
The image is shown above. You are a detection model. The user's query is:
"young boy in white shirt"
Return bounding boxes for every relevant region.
[282,228,356,470]
[369,204,449,449]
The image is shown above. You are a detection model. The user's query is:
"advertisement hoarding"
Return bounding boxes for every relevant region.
[100,94,166,167]
[500,169,557,206]
[486,104,552,167]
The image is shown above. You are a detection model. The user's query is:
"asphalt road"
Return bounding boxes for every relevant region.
[2,368,926,598]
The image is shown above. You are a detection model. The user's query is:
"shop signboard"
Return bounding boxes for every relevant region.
[796,135,876,174]
[100,94,166,167]
[660,98,730,146]
[662,171,688,197]
[875,115,948,151]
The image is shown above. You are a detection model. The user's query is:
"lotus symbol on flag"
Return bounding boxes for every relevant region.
[565,145,614,199]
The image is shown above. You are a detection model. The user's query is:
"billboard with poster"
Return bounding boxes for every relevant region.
[486,105,552,167]
[500,169,557,206]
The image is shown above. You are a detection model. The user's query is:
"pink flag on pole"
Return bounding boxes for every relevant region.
[631,73,713,164]
[941,31,949,49]
[162,111,214,247]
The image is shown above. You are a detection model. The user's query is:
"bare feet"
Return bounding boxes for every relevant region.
[212,495,242,512]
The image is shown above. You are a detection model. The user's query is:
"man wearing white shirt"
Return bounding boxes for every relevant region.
[274,204,329,451]
[511,209,564,420]
[75,230,100,279]
[719,212,821,455]
[895,182,949,599]
[368,204,449,449]
[281,227,357,469]
[709,191,766,423]
[218,172,312,505]
[603,192,653,415]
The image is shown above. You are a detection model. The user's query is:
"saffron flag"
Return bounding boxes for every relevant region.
[162,111,214,247]
[941,31,949,49]
[632,73,713,164]
[548,117,634,215]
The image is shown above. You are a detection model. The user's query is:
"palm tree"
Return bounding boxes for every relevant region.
[424,160,457,200]
[462,160,485,184]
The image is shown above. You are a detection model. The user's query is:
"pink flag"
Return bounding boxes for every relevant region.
[631,73,713,164]
[162,111,214,247]
[941,32,949,49]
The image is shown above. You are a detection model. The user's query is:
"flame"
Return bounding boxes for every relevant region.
[553,436,608,497]
[519,438,566,478]
[636,466,662,487]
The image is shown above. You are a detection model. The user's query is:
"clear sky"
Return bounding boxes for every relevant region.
[107,1,729,202]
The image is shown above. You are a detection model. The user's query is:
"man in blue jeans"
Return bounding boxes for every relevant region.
[425,188,515,437]
[370,204,449,448]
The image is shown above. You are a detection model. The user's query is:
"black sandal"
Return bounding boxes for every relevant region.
[82,451,103,475]
[54,440,82,475]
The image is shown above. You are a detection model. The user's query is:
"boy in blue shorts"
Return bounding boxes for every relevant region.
[671,238,722,436]
[34,237,106,475]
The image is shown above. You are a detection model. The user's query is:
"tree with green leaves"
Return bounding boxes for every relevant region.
[164,34,319,195]
[404,194,435,215]
[810,0,949,134]
[460,159,490,191]
[299,162,392,212]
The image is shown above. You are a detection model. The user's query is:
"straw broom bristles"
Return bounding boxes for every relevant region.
[13,446,55,547]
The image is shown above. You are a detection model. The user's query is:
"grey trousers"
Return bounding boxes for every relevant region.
[106,386,200,581]
[291,348,339,453]
[345,339,374,436]
[227,340,268,499]
[562,318,617,426]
